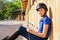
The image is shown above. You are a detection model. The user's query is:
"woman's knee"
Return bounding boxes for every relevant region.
[17,26,26,31]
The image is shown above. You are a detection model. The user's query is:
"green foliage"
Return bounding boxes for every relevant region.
[0,0,21,20]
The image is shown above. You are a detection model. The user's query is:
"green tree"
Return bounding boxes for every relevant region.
[0,0,21,20]
[13,0,21,8]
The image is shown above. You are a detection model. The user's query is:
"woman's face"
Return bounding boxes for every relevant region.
[38,8,46,17]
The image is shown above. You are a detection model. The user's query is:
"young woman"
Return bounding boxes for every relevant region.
[3,3,51,40]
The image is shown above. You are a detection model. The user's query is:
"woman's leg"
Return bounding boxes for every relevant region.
[3,26,29,40]
[7,30,22,40]
[18,26,29,39]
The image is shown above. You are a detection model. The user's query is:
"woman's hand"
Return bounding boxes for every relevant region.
[26,27,29,32]
[26,24,30,32]
[26,27,33,32]
[26,24,33,32]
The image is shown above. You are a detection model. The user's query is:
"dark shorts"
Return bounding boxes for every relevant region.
[18,26,48,40]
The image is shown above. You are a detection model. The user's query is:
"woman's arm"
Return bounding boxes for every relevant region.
[27,24,48,38]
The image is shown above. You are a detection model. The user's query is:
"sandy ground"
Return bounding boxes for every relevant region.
[0,24,27,40]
